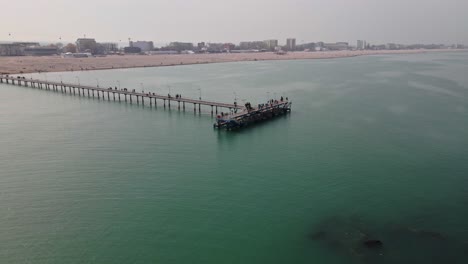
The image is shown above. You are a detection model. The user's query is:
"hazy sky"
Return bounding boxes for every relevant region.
[1,0,467,45]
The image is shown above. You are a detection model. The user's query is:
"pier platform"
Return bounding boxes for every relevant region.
[214,100,292,130]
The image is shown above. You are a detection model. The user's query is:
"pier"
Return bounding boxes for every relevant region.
[1,75,291,129]
[214,100,292,130]
[0,75,241,114]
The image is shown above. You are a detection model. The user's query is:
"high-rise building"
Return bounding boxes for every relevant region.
[263,39,278,51]
[286,38,296,51]
[239,41,268,50]
[76,38,97,53]
[129,41,154,52]
[357,40,366,50]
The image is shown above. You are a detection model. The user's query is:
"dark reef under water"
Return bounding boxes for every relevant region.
[308,216,468,264]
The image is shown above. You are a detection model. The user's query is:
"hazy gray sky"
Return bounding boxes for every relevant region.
[1,0,467,45]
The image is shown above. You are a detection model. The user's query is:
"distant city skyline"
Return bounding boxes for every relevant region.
[1,0,467,45]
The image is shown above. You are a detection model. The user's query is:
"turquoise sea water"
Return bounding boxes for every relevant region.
[1,52,468,263]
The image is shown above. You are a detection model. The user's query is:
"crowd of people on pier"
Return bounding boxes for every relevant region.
[245,102,253,111]
[257,96,288,109]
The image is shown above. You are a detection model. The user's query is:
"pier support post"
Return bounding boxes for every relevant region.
[125,94,127,102]
[178,101,180,110]
[141,96,144,105]
[137,95,139,104]
[216,106,218,114]
[164,99,166,108]
[194,103,196,112]
[211,105,213,115]
[113,93,115,101]
[108,92,110,100]
[150,97,152,107]
[130,95,132,104]
[97,90,100,99]
[199,104,201,113]
[183,102,185,111]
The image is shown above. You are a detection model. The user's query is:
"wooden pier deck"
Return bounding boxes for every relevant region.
[0,75,243,114]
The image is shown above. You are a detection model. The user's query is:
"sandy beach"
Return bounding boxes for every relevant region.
[0,49,461,75]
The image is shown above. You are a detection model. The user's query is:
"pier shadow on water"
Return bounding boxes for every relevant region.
[307,216,468,264]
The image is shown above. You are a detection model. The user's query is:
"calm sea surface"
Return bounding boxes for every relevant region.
[1,52,468,264]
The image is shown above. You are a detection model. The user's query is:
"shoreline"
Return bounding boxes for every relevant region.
[0,49,465,75]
